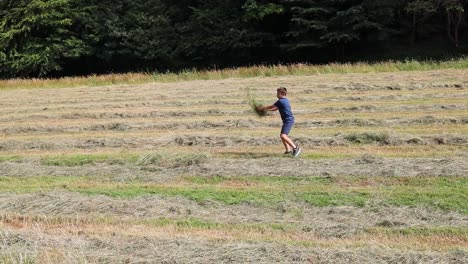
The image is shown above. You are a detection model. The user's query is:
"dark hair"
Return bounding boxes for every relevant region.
[277,87,287,95]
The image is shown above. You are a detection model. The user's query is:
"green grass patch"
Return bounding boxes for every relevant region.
[0,156,21,162]
[135,217,222,229]
[218,152,353,159]
[217,152,284,159]
[35,152,209,167]
[140,217,297,232]
[0,176,88,192]
[384,187,467,213]
[1,58,467,90]
[174,218,222,229]
[135,152,210,167]
[0,255,35,264]
[78,185,287,206]
[40,154,139,166]
[3,212,297,234]
[301,191,370,207]
[368,226,468,237]
[0,176,466,213]
[301,153,353,159]
[186,175,333,185]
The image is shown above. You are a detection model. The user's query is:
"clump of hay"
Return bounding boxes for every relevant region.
[247,88,267,117]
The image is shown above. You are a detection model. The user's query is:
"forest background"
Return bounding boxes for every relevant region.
[1,0,468,78]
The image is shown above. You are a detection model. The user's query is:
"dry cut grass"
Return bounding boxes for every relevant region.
[0,68,467,263]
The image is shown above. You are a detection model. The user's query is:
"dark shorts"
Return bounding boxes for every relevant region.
[281,119,294,135]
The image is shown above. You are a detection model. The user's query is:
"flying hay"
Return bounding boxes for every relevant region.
[247,88,267,117]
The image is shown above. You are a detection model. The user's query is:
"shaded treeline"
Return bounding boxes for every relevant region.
[1,0,467,78]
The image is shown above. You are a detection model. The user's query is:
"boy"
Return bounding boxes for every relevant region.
[257,87,301,157]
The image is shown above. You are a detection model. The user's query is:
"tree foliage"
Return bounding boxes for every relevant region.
[0,0,467,78]
[0,0,92,77]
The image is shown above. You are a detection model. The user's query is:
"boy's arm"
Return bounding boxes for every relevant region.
[258,105,278,111]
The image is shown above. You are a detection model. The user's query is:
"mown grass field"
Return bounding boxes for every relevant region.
[0,66,467,263]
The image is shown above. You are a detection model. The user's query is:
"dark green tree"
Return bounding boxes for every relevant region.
[282,0,332,51]
[89,0,178,70]
[404,0,439,44]
[0,0,466,78]
[283,0,394,59]
[0,0,92,77]
[441,0,466,47]
[242,0,283,21]
[174,0,259,67]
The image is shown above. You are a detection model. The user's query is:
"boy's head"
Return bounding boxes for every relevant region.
[277,87,287,98]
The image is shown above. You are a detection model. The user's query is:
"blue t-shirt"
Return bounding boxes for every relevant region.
[274,98,294,122]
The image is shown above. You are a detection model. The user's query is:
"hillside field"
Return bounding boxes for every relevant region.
[0,69,467,263]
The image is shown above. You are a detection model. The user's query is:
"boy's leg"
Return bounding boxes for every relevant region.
[280,120,301,157]
[282,138,291,151]
[282,134,302,157]
[281,137,292,154]
[280,121,296,151]
[280,134,296,150]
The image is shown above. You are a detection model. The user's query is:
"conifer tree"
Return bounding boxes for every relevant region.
[0,0,91,77]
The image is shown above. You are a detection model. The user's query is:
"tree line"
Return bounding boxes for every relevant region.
[1,0,467,78]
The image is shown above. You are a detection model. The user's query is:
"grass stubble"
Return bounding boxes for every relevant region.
[0,63,467,263]
[1,58,468,90]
